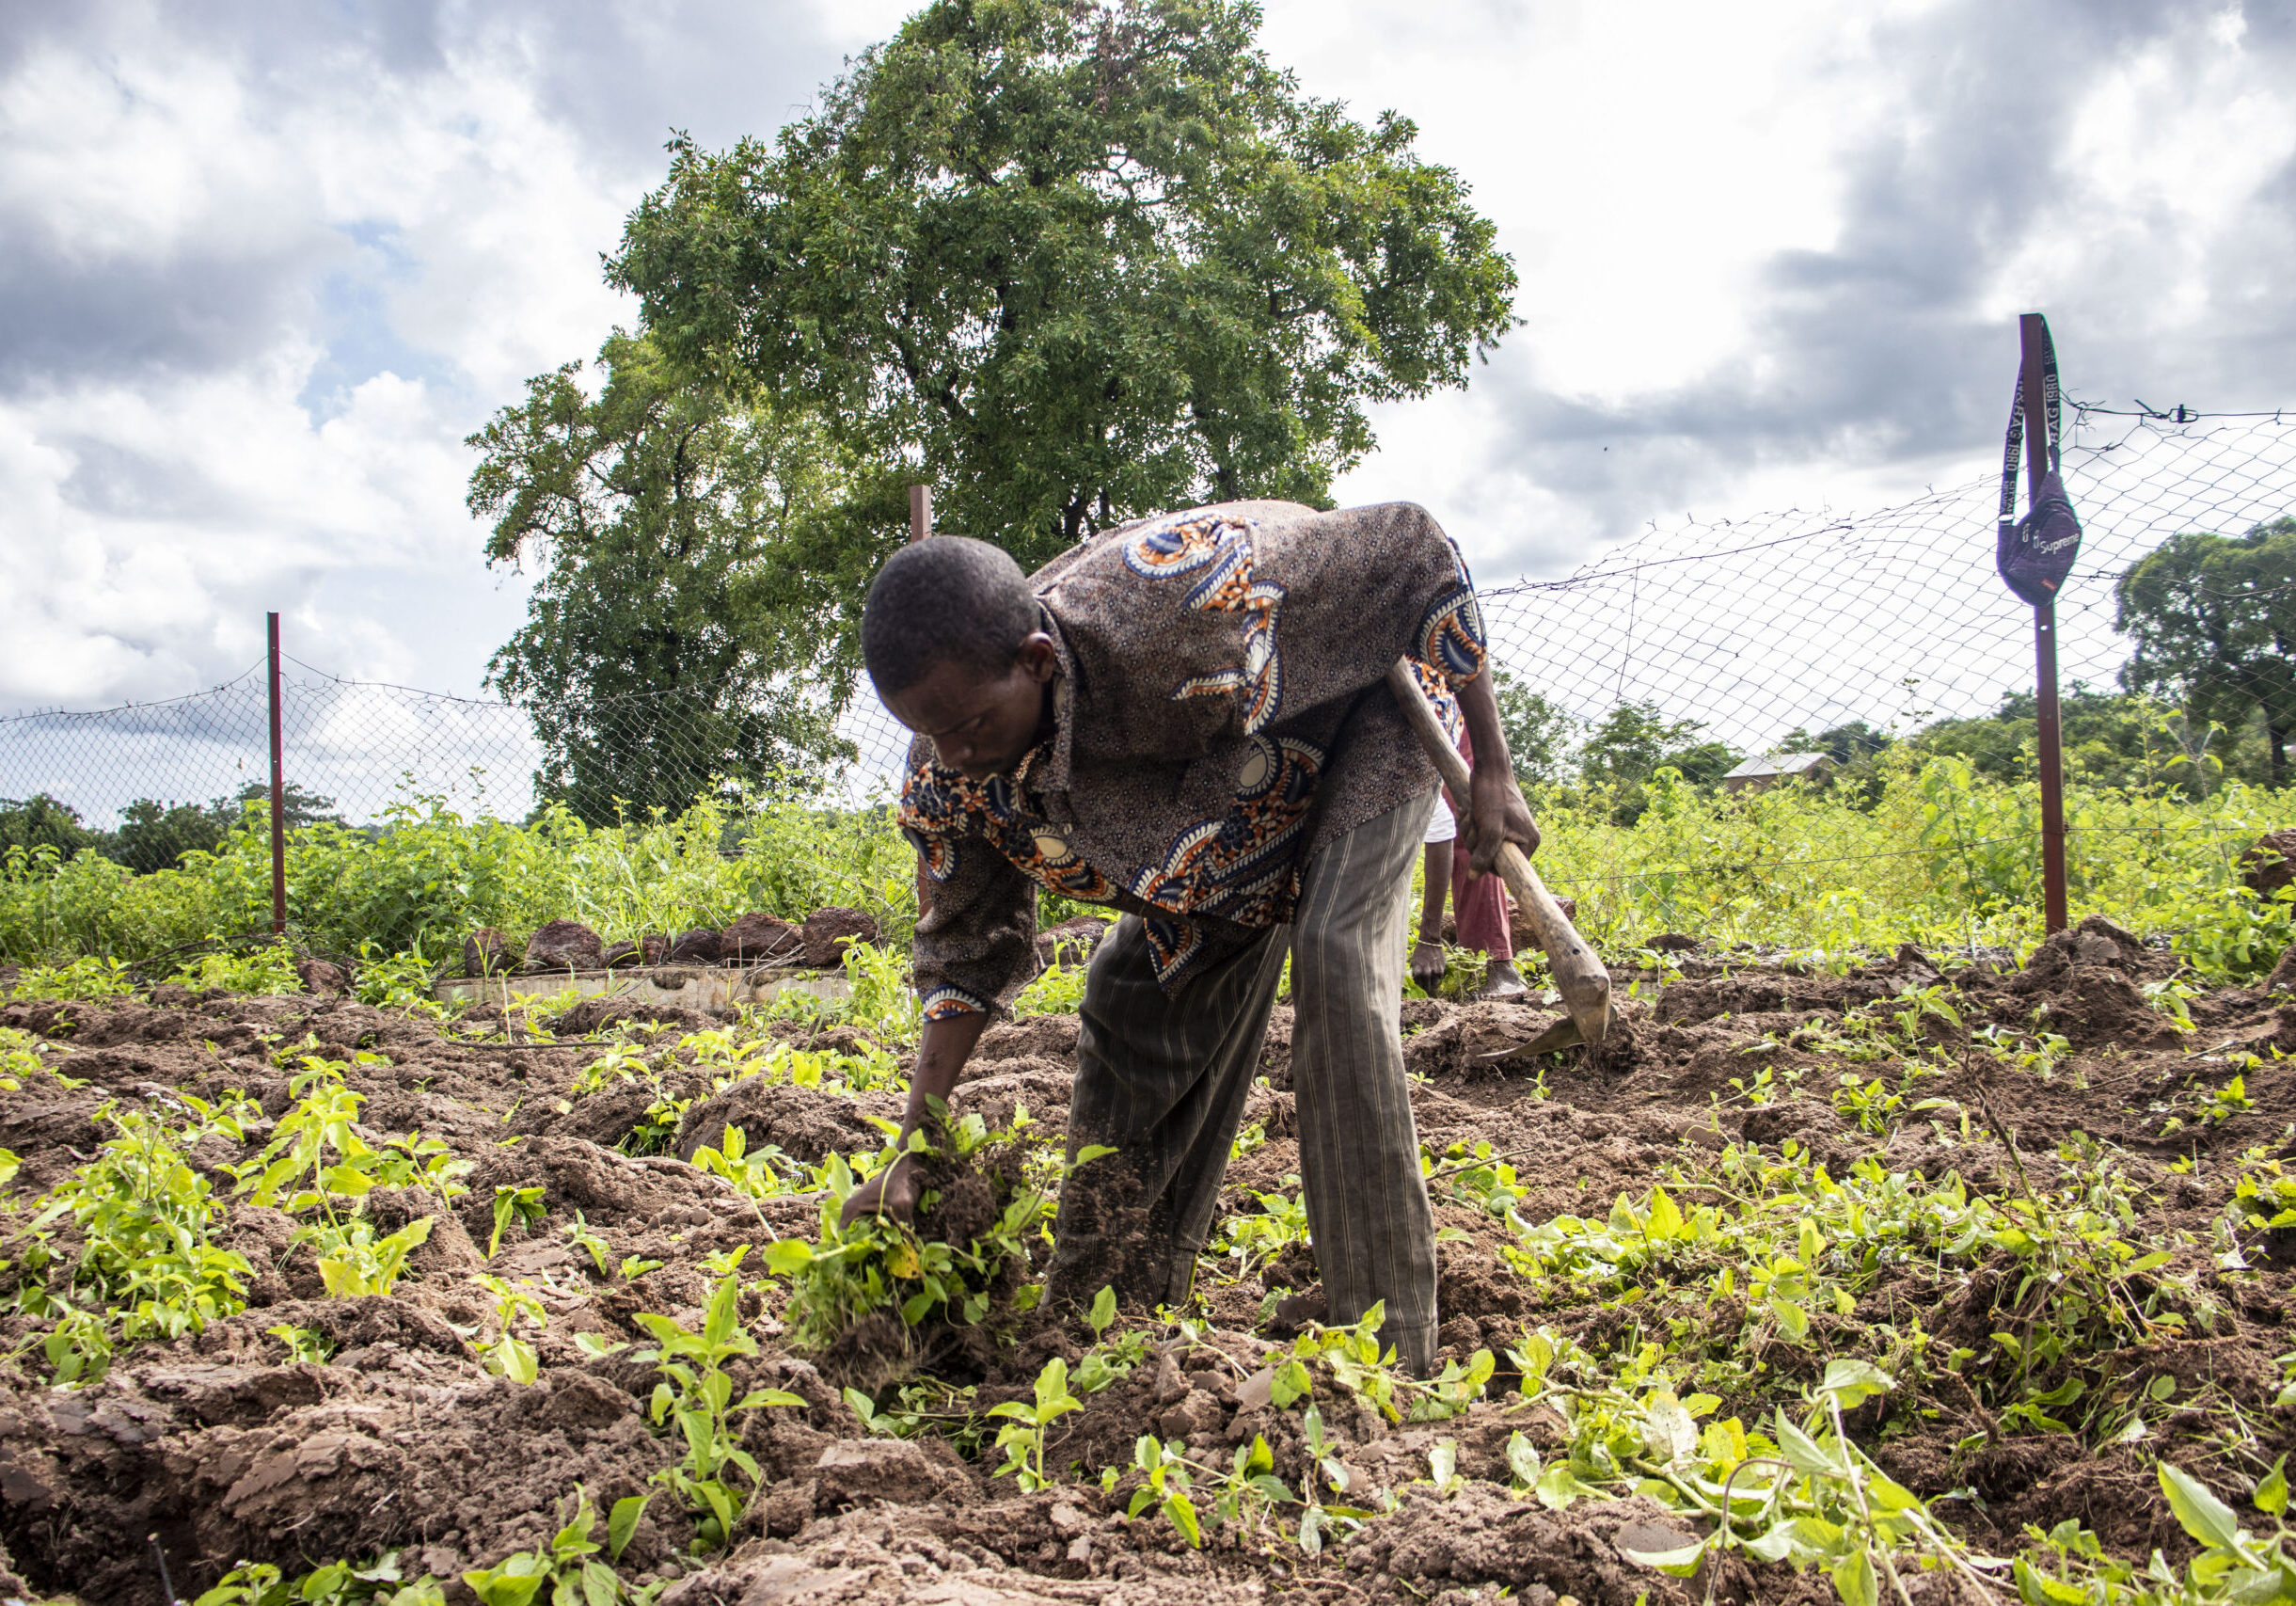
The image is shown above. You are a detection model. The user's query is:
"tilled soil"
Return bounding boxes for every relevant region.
[1,923,2294,1605]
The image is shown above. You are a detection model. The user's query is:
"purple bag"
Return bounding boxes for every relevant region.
[1995,320,2082,607]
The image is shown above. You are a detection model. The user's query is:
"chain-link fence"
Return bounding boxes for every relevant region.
[4,405,2293,838]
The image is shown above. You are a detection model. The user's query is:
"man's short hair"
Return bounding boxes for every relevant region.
[863,536,1039,696]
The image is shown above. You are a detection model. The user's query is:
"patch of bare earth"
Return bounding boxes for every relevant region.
[0,925,2291,1604]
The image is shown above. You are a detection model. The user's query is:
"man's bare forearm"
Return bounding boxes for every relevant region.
[1450,669,1542,871]
[1455,670,1514,778]
[899,1010,990,1138]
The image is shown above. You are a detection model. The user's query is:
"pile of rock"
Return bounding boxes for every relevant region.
[463,906,882,978]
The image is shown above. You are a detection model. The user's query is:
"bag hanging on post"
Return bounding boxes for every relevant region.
[1995,318,2082,606]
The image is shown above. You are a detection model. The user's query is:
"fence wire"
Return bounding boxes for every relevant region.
[3,407,2293,839]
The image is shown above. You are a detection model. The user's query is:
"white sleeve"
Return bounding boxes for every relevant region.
[1422,793,1456,844]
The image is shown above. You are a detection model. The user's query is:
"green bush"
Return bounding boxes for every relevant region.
[1533,751,2293,977]
[3,755,2287,983]
[0,785,917,970]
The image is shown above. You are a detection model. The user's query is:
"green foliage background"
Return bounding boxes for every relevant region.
[4,755,2287,983]
[0,787,920,975]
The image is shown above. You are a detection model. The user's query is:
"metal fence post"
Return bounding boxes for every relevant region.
[266,612,287,940]
[2020,313,2070,935]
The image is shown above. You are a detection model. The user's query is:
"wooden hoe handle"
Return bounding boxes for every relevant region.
[1386,660,1613,1048]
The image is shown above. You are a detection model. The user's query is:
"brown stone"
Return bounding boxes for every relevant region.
[1154,1390,1227,1442]
[723,912,804,964]
[294,958,348,996]
[463,928,514,978]
[2269,945,2296,996]
[812,1439,956,1507]
[2241,830,2296,898]
[800,906,881,969]
[522,919,604,973]
[1889,942,1942,984]
[665,928,721,965]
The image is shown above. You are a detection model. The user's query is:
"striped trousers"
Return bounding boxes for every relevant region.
[1048,793,1438,1374]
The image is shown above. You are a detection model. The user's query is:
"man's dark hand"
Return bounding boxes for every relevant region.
[1462,762,1541,879]
[839,1153,923,1229]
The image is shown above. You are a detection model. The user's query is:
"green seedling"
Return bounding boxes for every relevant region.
[195,1549,444,1606]
[562,1211,611,1277]
[1209,1185,1311,1284]
[843,1376,990,1454]
[2144,975,2203,1031]
[8,1096,259,1382]
[990,1356,1085,1490]
[689,1123,796,1224]
[1013,956,1089,1018]
[1427,1140,1530,1224]
[229,1054,467,1296]
[1084,1284,1116,1341]
[765,1107,1111,1348]
[267,1323,334,1364]
[472,1273,547,1385]
[1274,1301,1494,1423]
[1294,1404,1377,1556]
[631,1261,805,1551]
[488,1185,546,1257]
[2202,1073,2255,1123]
[1127,1430,1296,1552]
[460,1487,655,1606]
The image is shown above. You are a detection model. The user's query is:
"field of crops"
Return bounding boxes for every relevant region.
[0,759,2294,1606]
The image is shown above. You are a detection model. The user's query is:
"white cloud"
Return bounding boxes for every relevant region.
[0,2,696,709]
[1303,0,2296,585]
[0,0,2291,749]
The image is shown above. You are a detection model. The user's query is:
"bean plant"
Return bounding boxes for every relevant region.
[630,1260,805,1552]
[6,1095,259,1382]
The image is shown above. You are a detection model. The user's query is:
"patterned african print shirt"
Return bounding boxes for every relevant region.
[898,500,1488,1020]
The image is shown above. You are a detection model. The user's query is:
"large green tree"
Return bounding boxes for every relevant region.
[608,0,1518,564]
[469,332,862,823]
[2115,517,2296,788]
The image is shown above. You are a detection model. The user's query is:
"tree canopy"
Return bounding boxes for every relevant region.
[468,332,860,822]
[0,784,340,876]
[2115,517,2296,788]
[608,0,1517,566]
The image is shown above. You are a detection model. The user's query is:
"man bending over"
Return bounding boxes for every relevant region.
[842,501,1537,1375]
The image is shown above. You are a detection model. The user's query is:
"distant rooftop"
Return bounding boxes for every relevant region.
[1723,752,1833,780]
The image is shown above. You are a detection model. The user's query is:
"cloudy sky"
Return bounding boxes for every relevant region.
[3,0,2291,714]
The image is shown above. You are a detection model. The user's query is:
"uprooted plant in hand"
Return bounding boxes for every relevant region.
[763,1102,1114,1375]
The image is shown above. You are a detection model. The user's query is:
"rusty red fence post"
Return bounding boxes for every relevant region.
[2019,314,2070,935]
[266,612,287,940]
[908,486,934,921]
